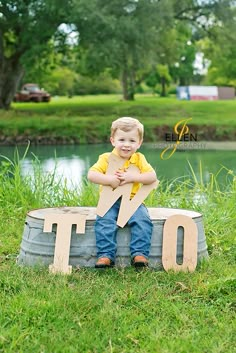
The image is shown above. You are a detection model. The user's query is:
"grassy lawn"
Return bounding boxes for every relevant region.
[0,260,235,353]
[0,94,236,143]
[0,154,235,353]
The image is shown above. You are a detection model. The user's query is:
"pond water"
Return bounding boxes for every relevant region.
[0,143,235,188]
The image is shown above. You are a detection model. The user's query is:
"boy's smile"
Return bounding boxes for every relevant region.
[110,128,142,159]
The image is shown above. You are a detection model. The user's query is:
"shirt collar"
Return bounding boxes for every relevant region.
[112,148,137,164]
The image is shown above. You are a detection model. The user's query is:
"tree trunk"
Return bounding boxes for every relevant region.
[127,69,135,101]
[121,68,135,101]
[121,68,129,100]
[0,56,24,110]
[179,77,186,86]
[160,77,166,97]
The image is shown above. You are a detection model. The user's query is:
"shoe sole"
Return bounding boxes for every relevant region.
[133,262,149,268]
[95,262,115,269]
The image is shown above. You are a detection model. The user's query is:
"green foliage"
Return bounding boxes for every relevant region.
[156,65,171,82]
[74,72,122,96]
[45,67,78,96]
[170,41,197,86]
[146,65,172,96]
[196,3,236,87]
[72,0,176,100]
[0,0,74,108]
[1,0,236,108]
[0,0,73,65]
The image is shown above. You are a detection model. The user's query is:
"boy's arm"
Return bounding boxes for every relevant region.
[87,170,120,189]
[115,170,157,185]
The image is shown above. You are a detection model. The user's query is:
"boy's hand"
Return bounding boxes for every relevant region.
[115,168,157,185]
[108,175,121,189]
[87,170,120,188]
[115,169,139,185]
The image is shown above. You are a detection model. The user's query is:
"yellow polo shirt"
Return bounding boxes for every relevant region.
[89,148,154,197]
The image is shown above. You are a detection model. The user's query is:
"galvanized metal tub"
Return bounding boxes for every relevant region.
[17,207,208,269]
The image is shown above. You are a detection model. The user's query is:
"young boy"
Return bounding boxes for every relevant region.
[87,117,157,268]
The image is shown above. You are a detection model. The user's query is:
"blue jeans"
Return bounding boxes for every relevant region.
[95,199,153,262]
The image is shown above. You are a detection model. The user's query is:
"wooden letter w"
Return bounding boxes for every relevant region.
[96,154,159,227]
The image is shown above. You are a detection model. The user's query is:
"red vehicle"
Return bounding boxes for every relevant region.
[14,83,51,102]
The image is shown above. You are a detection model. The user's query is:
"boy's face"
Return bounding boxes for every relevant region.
[110,128,142,159]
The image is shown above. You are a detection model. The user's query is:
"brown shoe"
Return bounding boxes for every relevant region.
[95,257,114,269]
[132,255,149,268]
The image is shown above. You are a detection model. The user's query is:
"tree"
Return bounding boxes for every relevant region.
[1,0,235,108]
[145,64,172,97]
[156,65,172,97]
[73,0,235,100]
[46,67,78,96]
[172,0,236,86]
[72,0,175,100]
[0,0,73,109]
[199,6,236,86]
[169,37,197,86]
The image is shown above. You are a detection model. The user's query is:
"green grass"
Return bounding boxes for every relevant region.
[0,261,235,353]
[0,95,236,143]
[0,152,235,353]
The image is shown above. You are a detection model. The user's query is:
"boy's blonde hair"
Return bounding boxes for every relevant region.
[111,117,144,140]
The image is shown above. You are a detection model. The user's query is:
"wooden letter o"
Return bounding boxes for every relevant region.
[162,214,198,272]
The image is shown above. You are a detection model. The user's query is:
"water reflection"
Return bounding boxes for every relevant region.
[1,143,235,189]
[20,155,87,188]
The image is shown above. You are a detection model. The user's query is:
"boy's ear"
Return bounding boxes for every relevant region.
[138,139,143,148]
[110,136,115,146]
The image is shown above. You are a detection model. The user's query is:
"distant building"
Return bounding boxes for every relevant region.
[177,86,235,100]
